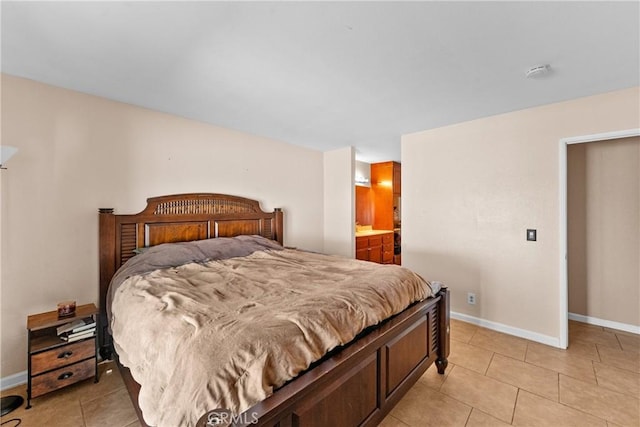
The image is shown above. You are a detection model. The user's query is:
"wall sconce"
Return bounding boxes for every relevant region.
[0,146,18,169]
[355,175,370,185]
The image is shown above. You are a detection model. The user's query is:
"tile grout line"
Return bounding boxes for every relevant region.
[556,370,560,403]
[466,325,478,344]
[389,414,409,427]
[613,331,624,351]
[593,337,603,363]
[590,359,599,389]
[483,351,496,376]
[462,405,473,427]
[79,393,88,427]
[510,387,520,425]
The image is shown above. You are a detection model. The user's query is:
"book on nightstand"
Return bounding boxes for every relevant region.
[56,317,96,336]
[60,328,96,342]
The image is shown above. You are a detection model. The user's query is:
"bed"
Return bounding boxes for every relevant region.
[98,193,450,427]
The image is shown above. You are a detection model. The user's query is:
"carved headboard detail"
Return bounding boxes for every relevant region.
[150,194,263,215]
[98,193,283,356]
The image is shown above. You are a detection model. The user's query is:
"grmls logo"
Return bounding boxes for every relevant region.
[196,408,259,427]
[207,410,229,427]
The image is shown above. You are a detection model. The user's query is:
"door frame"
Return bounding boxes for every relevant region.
[558,128,640,349]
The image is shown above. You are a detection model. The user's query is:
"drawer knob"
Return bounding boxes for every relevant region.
[58,351,73,359]
[57,372,73,381]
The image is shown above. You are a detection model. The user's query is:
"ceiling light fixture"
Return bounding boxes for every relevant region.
[525,64,551,79]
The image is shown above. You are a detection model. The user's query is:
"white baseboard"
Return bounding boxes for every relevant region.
[451,311,562,348]
[569,312,640,335]
[0,370,27,391]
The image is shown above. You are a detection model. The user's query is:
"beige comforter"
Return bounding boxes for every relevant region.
[110,243,433,426]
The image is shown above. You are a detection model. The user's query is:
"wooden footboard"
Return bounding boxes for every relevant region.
[119,288,450,427]
[244,288,450,427]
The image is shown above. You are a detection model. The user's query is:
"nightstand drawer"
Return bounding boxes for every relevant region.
[31,358,95,398]
[31,338,95,375]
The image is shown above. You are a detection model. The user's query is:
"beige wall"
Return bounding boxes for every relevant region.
[402,87,640,340]
[323,147,355,257]
[568,137,639,326]
[0,74,325,377]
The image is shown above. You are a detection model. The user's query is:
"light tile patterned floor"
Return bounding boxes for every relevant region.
[1,362,141,427]
[1,320,638,426]
[381,319,640,427]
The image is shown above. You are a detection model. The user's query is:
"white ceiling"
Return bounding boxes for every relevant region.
[2,1,638,162]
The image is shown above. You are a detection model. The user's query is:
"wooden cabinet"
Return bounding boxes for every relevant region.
[356,236,372,261]
[356,232,394,264]
[355,185,374,226]
[371,161,401,231]
[381,233,394,264]
[26,303,99,408]
[393,163,401,195]
[365,161,401,265]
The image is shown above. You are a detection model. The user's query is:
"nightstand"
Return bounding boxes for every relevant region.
[26,303,99,408]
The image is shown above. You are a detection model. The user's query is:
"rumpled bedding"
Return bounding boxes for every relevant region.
[108,235,434,427]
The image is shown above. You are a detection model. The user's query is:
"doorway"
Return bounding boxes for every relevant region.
[559,128,640,349]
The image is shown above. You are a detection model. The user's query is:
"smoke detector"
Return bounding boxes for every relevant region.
[526,64,551,78]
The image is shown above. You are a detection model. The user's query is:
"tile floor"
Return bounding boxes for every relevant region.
[0,361,141,427]
[1,319,638,427]
[380,319,639,427]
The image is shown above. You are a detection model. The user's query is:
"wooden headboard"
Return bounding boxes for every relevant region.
[98,193,283,356]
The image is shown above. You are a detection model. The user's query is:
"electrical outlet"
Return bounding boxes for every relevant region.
[467,292,476,305]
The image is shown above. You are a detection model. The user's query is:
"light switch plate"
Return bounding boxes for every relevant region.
[527,229,537,241]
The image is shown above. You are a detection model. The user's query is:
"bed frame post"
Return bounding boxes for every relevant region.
[98,208,116,359]
[274,208,284,246]
[436,287,450,374]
